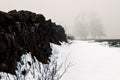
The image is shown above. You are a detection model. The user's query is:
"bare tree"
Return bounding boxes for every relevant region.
[74,14,89,39]
[90,15,105,39]
[0,44,72,80]
[75,13,106,39]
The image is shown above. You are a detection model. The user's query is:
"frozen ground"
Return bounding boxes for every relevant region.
[1,40,120,80]
[60,40,120,80]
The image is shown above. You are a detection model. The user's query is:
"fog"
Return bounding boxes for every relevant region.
[0,0,120,39]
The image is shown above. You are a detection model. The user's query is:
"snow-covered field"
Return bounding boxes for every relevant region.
[1,40,120,80]
[60,40,120,80]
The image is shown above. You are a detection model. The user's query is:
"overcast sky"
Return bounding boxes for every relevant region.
[0,0,120,39]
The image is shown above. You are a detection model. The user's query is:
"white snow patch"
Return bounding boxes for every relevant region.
[60,40,120,80]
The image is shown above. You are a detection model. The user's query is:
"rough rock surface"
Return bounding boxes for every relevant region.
[0,10,67,74]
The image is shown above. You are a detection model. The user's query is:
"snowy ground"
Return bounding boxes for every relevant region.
[60,40,120,80]
[1,40,120,80]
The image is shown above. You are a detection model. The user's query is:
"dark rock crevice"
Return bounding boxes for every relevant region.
[0,10,67,74]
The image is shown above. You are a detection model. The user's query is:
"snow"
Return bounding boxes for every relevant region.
[60,40,120,80]
[0,72,16,80]
[1,40,120,80]
[0,43,70,80]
